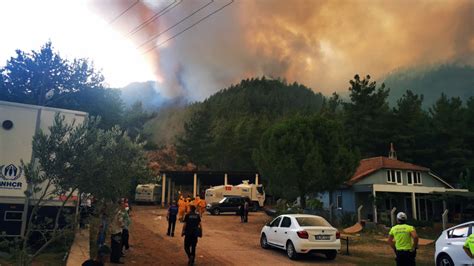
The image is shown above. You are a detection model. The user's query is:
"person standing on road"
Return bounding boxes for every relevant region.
[182,205,202,266]
[167,200,179,236]
[121,202,131,255]
[464,233,474,258]
[110,201,125,264]
[178,196,186,222]
[387,212,419,266]
[198,197,206,217]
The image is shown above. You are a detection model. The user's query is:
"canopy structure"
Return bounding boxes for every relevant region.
[157,170,260,207]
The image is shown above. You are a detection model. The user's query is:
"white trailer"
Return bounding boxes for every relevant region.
[135,184,162,203]
[0,100,87,237]
[205,180,265,209]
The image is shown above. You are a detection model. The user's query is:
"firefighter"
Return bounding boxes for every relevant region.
[185,196,192,215]
[198,197,206,217]
[178,196,186,222]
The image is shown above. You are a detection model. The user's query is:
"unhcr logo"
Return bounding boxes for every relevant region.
[0,164,23,181]
[0,164,23,190]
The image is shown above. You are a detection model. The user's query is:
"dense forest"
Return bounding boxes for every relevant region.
[171,75,474,191]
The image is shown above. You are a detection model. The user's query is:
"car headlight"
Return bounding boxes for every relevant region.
[206,204,211,208]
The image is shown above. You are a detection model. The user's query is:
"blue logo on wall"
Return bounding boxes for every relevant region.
[0,164,23,181]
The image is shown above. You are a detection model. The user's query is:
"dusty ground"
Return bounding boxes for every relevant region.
[106,205,435,266]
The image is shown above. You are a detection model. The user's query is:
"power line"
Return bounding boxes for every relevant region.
[141,0,233,54]
[128,0,181,36]
[108,0,140,25]
[137,0,215,50]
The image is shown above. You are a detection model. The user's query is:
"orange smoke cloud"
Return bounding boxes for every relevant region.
[91,0,474,99]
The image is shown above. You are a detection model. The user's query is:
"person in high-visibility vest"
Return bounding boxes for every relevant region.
[464,233,474,259]
[178,196,186,222]
[387,212,419,266]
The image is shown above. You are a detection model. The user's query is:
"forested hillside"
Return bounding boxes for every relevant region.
[383,64,474,107]
[176,77,325,171]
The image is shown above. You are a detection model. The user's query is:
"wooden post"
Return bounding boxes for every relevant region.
[442,209,449,230]
[357,205,363,223]
[161,174,166,207]
[391,207,397,227]
[193,173,197,198]
[373,190,378,223]
[167,177,171,205]
[411,192,417,220]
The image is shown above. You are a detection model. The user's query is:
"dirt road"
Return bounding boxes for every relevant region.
[117,205,351,266]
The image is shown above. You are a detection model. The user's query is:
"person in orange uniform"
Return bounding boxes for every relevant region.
[185,196,192,215]
[178,196,186,222]
[194,196,201,216]
[198,197,206,217]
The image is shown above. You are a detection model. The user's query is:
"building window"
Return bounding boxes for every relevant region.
[407,171,413,185]
[387,170,402,184]
[396,171,402,184]
[336,195,343,209]
[414,172,422,184]
[4,211,22,221]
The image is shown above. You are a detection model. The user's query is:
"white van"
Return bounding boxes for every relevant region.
[135,184,161,203]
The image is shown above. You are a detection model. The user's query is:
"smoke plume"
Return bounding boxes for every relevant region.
[91,0,474,100]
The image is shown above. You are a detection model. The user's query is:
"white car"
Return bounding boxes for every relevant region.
[260,214,340,260]
[435,221,474,266]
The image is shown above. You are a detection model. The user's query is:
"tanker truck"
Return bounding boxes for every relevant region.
[205,180,265,210]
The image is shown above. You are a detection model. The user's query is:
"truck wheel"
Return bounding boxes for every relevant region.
[252,202,259,211]
[212,208,220,215]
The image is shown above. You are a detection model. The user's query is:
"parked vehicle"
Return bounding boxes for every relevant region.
[260,214,340,260]
[0,101,85,237]
[205,180,265,210]
[135,184,161,204]
[435,221,474,266]
[206,196,250,215]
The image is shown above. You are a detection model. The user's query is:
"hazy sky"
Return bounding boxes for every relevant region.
[1,0,473,100]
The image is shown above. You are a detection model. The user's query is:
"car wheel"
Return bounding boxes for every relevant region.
[286,241,298,260]
[260,234,269,249]
[212,208,220,215]
[437,254,454,266]
[325,250,337,260]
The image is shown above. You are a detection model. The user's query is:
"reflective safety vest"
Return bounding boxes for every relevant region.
[389,224,415,250]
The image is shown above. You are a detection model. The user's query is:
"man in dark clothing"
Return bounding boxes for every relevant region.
[182,205,202,266]
[167,200,179,236]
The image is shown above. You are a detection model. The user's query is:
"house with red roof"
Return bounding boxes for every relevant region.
[320,144,470,223]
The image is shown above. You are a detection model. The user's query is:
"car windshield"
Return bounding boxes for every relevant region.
[295,217,330,227]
